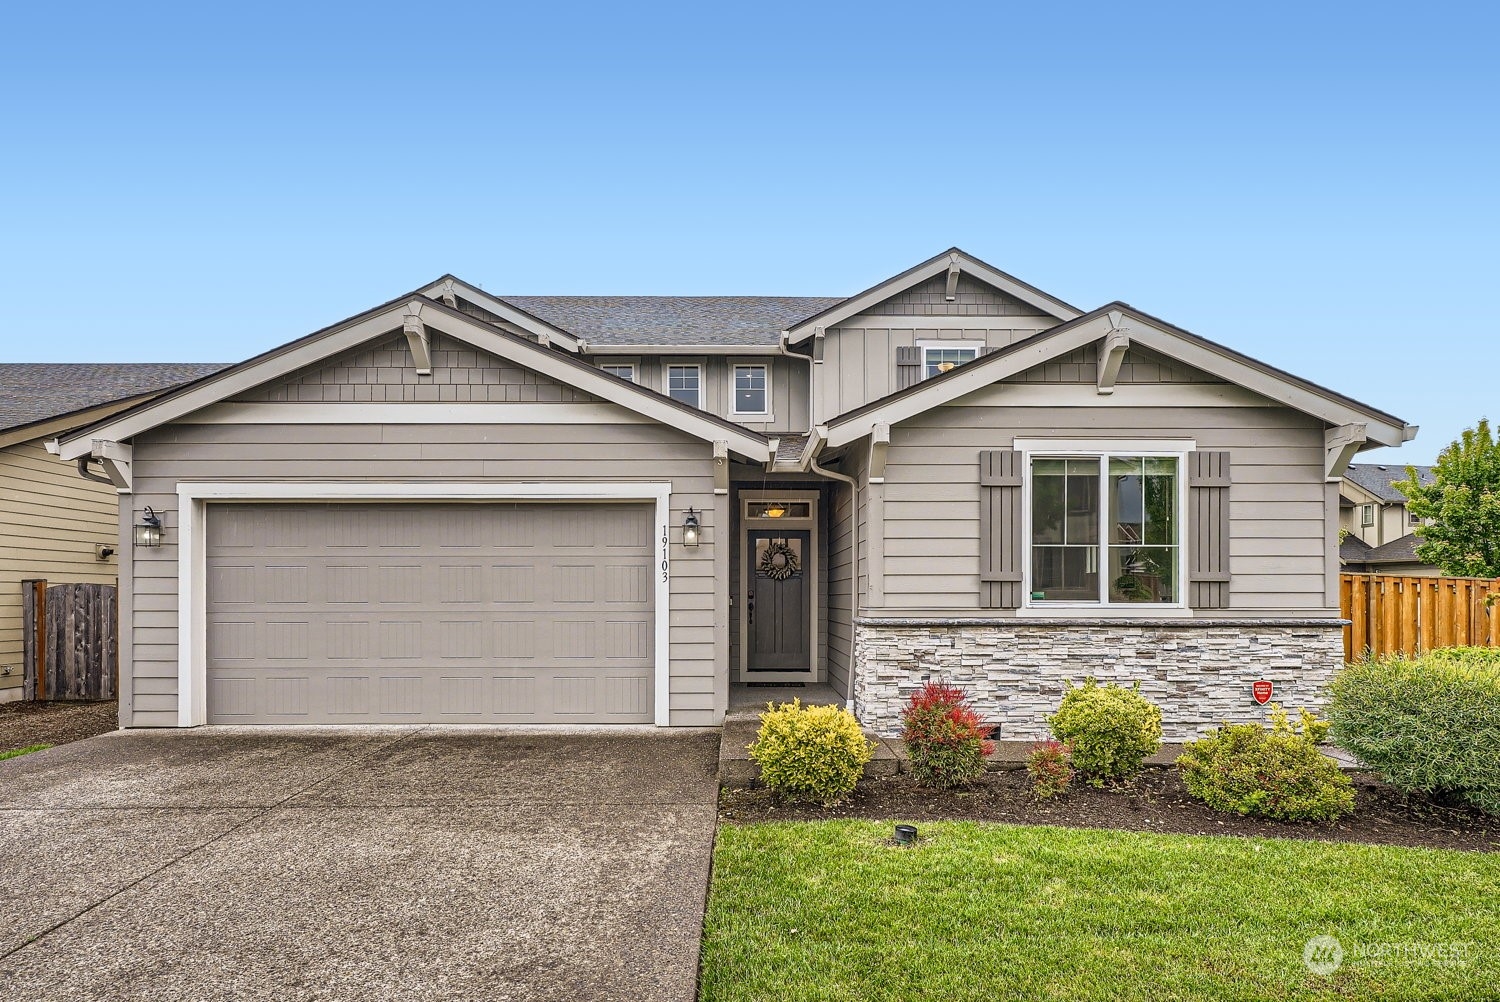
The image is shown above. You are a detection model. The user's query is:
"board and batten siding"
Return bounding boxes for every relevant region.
[872,380,1335,616]
[0,439,122,702]
[596,354,808,436]
[123,342,730,728]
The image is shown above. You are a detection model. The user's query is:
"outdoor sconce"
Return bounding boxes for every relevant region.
[134,507,164,548]
[682,508,701,547]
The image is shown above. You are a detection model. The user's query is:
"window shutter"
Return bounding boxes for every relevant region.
[1187,450,1231,609]
[979,449,1024,608]
[895,345,923,389]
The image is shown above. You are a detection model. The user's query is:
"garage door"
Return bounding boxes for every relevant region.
[205,502,655,724]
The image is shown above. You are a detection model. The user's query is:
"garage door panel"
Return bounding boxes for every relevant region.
[206,503,656,724]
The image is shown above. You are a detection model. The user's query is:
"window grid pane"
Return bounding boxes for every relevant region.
[734,365,767,413]
[667,365,701,407]
[923,347,978,379]
[600,364,634,382]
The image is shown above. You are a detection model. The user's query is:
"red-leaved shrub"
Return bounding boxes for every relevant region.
[1026,740,1075,799]
[901,682,995,788]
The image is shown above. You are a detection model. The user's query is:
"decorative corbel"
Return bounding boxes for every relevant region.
[91,439,132,491]
[869,423,890,483]
[403,303,431,376]
[812,327,825,363]
[713,440,730,494]
[438,279,458,309]
[1097,326,1131,395]
[1325,422,1368,480]
[945,254,961,302]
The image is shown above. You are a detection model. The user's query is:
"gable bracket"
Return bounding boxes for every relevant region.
[1097,328,1131,395]
[813,328,826,363]
[1325,422,1368,481]
[403,303,432,376]
[438,279,458,309]
[714,440,730,494]
[869,423,890,482]
[91,439,132,491]
[945,255,961,301]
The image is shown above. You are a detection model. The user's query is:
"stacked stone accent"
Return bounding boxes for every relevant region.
[853,620,1345,740]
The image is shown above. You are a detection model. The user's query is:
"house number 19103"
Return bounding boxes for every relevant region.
[661,524,670,581]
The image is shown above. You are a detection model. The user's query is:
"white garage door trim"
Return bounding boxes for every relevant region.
[175,482,674,728]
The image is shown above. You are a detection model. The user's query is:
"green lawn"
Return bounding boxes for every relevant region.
[701,822,1499,1002]
[0,743,50,761]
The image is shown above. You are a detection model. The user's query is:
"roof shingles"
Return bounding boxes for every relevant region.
[0,363,229,433]
[499,296,844,347]
[1345,462,1435,503]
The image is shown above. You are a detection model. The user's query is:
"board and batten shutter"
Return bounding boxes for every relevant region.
[895,345,923,389]
[1187,450,1232,609]
[979,449,1024,608]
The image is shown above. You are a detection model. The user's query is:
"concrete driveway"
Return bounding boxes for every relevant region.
[0,727,720,1002]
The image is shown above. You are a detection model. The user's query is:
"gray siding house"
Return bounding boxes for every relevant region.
[57,250,1414,738]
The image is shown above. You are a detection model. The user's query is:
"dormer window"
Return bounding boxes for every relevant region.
[920,341,983,379]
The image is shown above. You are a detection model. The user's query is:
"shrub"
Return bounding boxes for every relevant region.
[747,699,874,804]
[901,682,995,788]
[1026,740,1074,799]
[1327,652,1500,815]
[1047,679,1162,785]
[1177,706,1355,822]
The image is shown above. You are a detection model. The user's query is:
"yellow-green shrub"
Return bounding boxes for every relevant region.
[747,699,873,804]
[1048,679,1162,784]
[1177,706,1355,822]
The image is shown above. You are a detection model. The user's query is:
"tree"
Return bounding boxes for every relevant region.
[1395,419,1500,578]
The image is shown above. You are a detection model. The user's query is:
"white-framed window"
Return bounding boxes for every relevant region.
[1025,450,1185,606]
[731,364,769,416]
[666,364,701,408]
[920,341,984,379]
[1408,508,1421,527]
[1361,504,1375,527]
[599,363,636,383]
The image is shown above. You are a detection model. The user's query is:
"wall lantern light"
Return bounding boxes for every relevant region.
[682,508,701,547]
[134,507,164,547]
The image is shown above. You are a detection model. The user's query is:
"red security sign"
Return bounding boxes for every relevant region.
[1251,680,1274,705]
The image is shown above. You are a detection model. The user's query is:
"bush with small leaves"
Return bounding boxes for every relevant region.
[748,699,874,804]
[1047,679,1162,785]
[1177,706,1355,822]
[901,682,995,788]
[1026,740,1075,800]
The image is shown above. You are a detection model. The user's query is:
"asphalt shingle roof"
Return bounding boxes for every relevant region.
[499,296,845,347]
[0,363,230,434]
[1344,462,1435,502]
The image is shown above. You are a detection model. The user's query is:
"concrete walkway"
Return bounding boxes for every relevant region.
[0,727,720,1002]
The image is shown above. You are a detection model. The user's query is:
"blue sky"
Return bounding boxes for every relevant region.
[2,1,1494,463]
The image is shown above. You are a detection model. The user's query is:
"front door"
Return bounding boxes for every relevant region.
[746,529,812,676]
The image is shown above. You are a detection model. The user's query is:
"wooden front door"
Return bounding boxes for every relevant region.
[746,529,812,675]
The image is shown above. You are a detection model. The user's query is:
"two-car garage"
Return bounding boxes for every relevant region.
[203,501,657,724]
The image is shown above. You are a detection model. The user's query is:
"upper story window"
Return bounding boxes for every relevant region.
[667,364,701,408]
[599,363,636,383]
[732,364,769,415]
[1408,508,1421,527]
[1361,504,1375,527]
[1029,454,1181,605]
[921,342,983,379]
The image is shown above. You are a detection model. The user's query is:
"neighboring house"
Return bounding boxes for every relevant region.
[0,363,227,702]
[54,249,1415,739]
[1339,463,1440,575]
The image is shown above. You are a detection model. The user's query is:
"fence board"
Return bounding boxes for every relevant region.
[1341,573,1500,661]
[22,582,117,701]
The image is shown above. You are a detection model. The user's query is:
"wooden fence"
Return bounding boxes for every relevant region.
[1341,573,1500,661]
[21,580,118,701]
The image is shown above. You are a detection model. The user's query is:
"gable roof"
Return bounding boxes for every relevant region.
[503,296,843,348]
[0,363,229,434]
[820,301,1415,450]
[1344,462,1435,503]
[785,247,1083,344]
[56,293,772,464]
[419,276,584,351]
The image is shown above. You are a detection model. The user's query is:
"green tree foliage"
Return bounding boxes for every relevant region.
[1396,418,1500,578]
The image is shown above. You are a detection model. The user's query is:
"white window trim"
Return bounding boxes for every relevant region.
[174,481,674,729]
[917,340,986,379]
[1015,439,1193,616]
[729,363,772,420]
[665,363,702,408]
[599,362,637,383]
[1361,504,1375,527]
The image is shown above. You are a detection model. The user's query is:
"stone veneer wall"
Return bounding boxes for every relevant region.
[853,619,1346,740]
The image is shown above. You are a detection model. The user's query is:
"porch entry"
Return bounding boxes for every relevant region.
[739,491,819,683]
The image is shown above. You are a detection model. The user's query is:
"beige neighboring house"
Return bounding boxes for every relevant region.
[0,363,226,702]
[1339,462,1440,575]
[55,249,1416,740]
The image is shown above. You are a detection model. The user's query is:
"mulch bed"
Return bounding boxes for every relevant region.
[719,768,1500,853]
[0,700,117,755]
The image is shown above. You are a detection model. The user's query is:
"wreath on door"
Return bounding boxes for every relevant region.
[758,539,801,581]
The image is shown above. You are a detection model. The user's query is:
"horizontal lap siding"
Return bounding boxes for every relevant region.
[0,440,122,699]
[826,476,854,698]
[880,403,1331,616]
[127,421,722,727]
